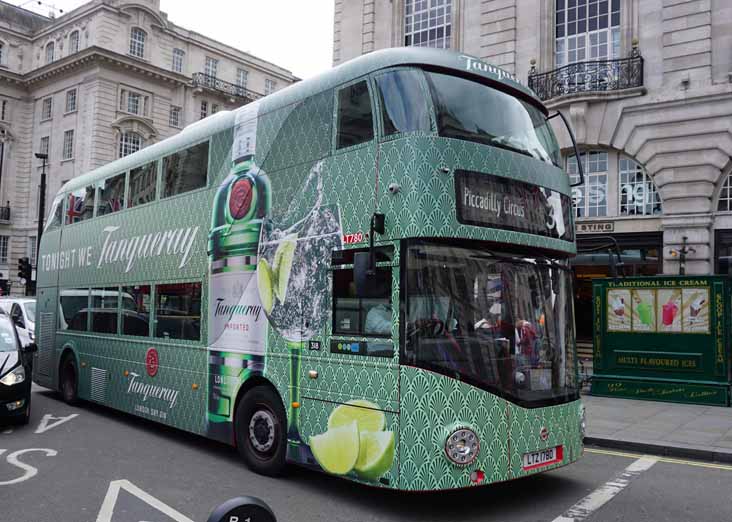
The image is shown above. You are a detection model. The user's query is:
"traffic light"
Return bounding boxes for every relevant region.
[17,257,31,282]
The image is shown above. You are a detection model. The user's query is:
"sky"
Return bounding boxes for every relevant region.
[9,0,335,79]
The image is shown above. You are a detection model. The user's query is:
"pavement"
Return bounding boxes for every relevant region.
[2,386,732,521]
[583,394,732,463]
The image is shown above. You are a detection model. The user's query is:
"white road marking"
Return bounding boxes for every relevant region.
[552,456,658,522]
[2,428,12,434]
[96,479,195,522]
[34,413,79,434]
[0,448,58,485]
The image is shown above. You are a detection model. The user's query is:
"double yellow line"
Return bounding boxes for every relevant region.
[586,447,732,471]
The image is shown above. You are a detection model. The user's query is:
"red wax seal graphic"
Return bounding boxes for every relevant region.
[229,178,254,219]
[146,348,159,377]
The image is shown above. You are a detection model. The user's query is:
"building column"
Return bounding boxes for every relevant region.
[661,214,713,275]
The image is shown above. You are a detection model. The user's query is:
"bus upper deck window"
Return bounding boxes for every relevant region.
[65,186,95,225]
[336,80,374,149]
[162,141,209,199]
[129,161,157,208]
[97,172,126,216]
[375,70,430,136]
[46,197,64,230]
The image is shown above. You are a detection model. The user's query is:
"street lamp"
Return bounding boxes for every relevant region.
[34,152,48,295]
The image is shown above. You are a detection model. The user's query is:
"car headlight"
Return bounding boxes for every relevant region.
[445,428,480,466]
[0,366,25,386]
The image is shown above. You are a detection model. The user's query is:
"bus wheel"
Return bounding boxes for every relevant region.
[234,386,287,477]
[60,355,79,405]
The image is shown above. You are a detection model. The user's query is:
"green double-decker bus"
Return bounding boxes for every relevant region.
[33,48,584,491]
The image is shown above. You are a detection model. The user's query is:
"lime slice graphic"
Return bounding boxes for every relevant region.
[273,236,297,302]
[355,430,395,480]
[257,258,275,314]
[309,421,360,475]
[327,399,386,432]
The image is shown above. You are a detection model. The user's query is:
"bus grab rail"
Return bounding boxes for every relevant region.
[547,111,585,188]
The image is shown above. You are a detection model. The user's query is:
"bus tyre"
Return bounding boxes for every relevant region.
[60,355,79,405]
[235,386,287,477]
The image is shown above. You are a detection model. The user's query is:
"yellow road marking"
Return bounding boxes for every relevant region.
[585,447,732,471]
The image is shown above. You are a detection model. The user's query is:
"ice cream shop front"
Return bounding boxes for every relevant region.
[591,275,732,406]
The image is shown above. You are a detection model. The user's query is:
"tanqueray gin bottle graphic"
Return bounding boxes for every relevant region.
[207,105,271,440]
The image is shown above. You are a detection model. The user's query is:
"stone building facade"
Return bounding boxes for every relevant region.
[0,0,297,295]
[334,0,732,339]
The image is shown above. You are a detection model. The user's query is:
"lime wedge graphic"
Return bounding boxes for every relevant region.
[309,421,360,475]
[257,258,275,314]
[273,235,297,302]
[327,399,385,432]
[355,430,395,480]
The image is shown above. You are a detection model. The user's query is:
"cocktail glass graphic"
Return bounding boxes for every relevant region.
[637,301,653,326]
[258,201,343,446]
[662,294,679,326]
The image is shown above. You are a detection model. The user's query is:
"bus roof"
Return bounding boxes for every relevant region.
[60,48,537,196]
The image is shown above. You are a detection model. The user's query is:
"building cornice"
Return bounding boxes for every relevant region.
[0,46,190,89]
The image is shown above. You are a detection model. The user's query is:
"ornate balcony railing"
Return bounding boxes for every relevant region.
[191,73,264,102]
[0,203,10,222]
[528,53,644,102]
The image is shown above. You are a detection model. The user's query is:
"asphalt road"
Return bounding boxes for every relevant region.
[0,386,731,522]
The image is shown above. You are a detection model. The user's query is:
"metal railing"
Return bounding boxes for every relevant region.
[0,203,10,222]
[528,53,644,102]
[191,73,264,102]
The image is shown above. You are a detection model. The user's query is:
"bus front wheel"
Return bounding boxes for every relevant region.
[60,355,79,405]
[234,386,287,477]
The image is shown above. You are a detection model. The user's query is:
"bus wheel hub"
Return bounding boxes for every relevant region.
[249,410,275,452]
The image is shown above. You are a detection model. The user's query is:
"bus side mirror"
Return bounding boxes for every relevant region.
[547,111,584,188]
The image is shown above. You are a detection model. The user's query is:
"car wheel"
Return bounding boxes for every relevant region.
[60,355,79,405]
[234,386,287,477]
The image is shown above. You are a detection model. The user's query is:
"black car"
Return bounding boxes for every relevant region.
[0,314,37,425]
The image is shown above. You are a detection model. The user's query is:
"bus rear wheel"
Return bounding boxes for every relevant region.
[234,386,287,477]
[60,355,79,405]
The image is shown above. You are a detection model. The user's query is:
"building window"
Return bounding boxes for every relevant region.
[0,236,8,264]
[45,41,55,63]
[619,156,661,216]
[237,68,248,91]
[265,79,276,95]
[40,136,50,156]
[0,100,6,121]
[169,105,181,127]
[404,0,452,49]
[41,97,52,120]
[129,27,146,59]
[119,131,143,158]
[718,175,732,212]
[0,42,4,65]
[568,151,608,217]
[211,103,219,114]
[200,101,208,120]
[65,89,77,113]
[119,89,149,117]
[28,237,36,266]
[204,56,218,78]
[555,0,620,68]
[69,30,80,54]
[127,92,141,115]
[172,48,184,73]
[62,130,74,160]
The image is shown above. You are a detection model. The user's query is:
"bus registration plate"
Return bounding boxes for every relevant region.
[522,446,563,471]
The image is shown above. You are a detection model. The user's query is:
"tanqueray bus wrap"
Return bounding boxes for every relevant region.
[33,47,585,491]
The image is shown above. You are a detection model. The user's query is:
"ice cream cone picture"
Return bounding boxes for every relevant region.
[657,289,681,332]
[631,289,656,332]
[607,289,631,332]
[682,288,710,333]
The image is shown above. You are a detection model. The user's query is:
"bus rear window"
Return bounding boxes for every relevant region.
[155,282,202,341]
[161,141,209,198]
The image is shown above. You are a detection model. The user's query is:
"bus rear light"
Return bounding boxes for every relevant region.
[445,428,480,466]
[470,470,485,484]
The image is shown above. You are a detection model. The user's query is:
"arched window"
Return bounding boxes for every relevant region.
[568,151,608,217]
[129,28,146,59]
[619,156,661,216]
[718,175,732,212]
[172,48,184,73]
[45,41,55,64]
[119,131,143,157]
[69,30,80,54]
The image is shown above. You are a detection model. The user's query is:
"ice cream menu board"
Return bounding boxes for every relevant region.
[607,286,709,334]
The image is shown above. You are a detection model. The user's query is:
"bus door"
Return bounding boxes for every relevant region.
[297,244,400,486]
[33,196,65,387]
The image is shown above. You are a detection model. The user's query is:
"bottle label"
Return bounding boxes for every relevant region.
[208,269,266,354]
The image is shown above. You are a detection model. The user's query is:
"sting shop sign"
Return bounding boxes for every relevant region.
[454,170,574,241]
